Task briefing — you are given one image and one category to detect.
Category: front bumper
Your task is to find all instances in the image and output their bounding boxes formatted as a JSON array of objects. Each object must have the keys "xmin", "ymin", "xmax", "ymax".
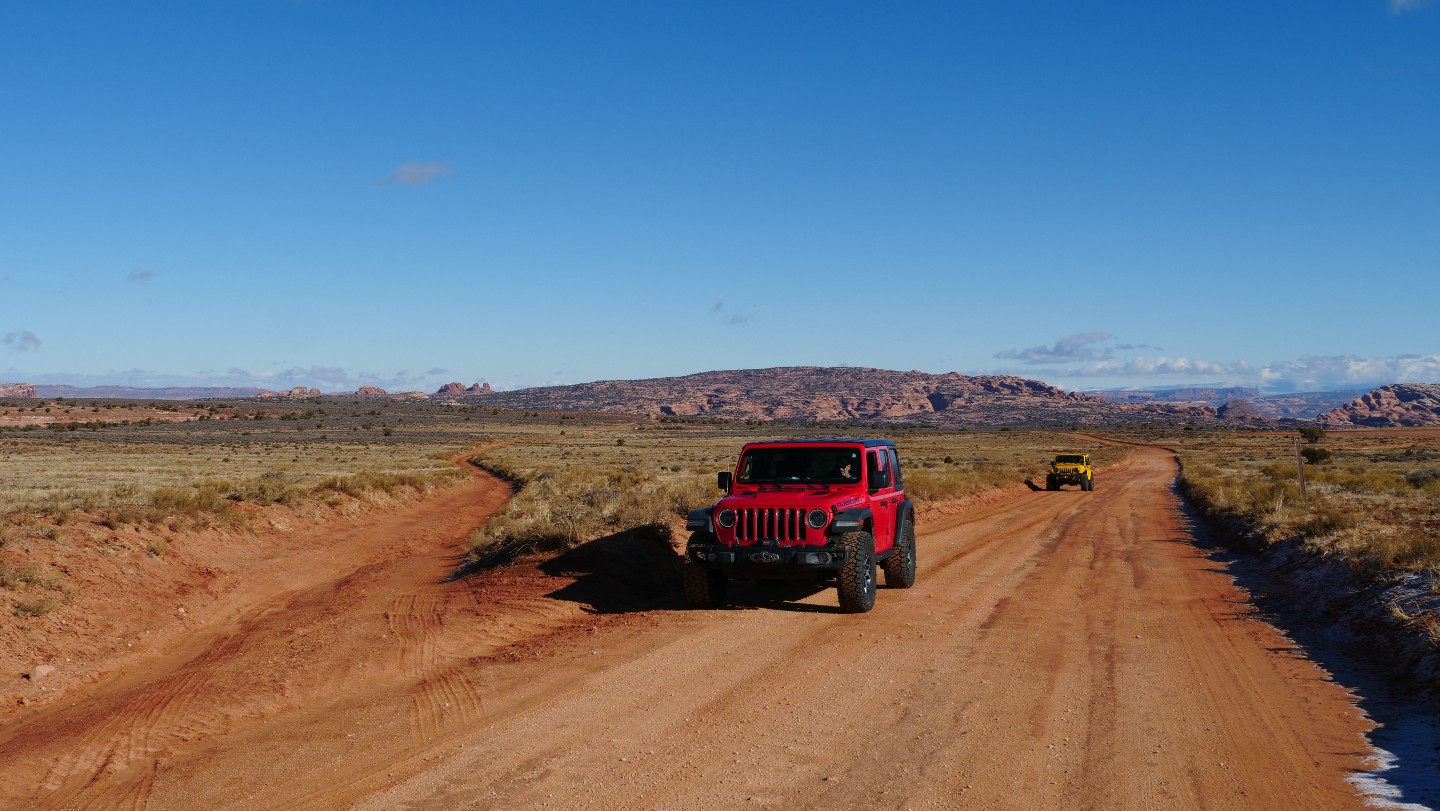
[{"xmin": 687, "ymin": 540, "xmax": 849, "ymax": 576}]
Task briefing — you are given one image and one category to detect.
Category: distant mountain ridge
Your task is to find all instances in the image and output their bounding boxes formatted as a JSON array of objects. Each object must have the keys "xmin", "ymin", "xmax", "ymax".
[
  {"xmin": 34, "ymin": 384, "xmax": 266, "ymax": 400},
  {"xmin": 477, "ymin": 366, "xmax": 1217, "ymax": 427}
]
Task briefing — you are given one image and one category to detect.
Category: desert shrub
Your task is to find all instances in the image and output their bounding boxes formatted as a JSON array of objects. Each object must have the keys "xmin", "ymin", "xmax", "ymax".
[
  {"xmin": 465, "ymin": 466, "xmax": 717, "ymax": 564},
  {"xmin": 315, "ymin": 469, "xmax": 461, "ymax": 499},
  {"xmin": 149, "ymin": 482, "xmax": 242, "ymax": 525},
  {"xmin": 1297, "ymin": 426, "xmax": 1326, "ymax": 444},
  {"xmin": 14, "ymin": 593, "xmax": 62, "ymax": 617},
  {"xmin": 0, "ymin": 559, "xmax": 58, "ymax": 590},
  {"xmin": 1405, "ymin": 469, "xmax": 1440, "ymax": 490},
  {"xmin": 904, "ymin": 463, "xmax": 1019, "ymax": 502},
  {"xmin": 233, "ymin": 472, "xmax": 304, "ymax": 505},
  {"xmin": 1300, "ymin": 447, "xmax": 1332, "ymax": 465}
]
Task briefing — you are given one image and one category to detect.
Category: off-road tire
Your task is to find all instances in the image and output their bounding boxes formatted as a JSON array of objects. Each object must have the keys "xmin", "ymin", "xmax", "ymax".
[
  {"xmin": 1083, "ymin": 476, "xmax": 1094, "ymax": 492},
  {"xmin": 683, "ymin": 563, "xmax": 728, "ymax": 609},
  {"xmin": 836, "ymin": 531, "xmax": 877, "ymax": 613},
  {"xmin": 881, "ymin": 519, "xmax": 917, "ymax": 589}
]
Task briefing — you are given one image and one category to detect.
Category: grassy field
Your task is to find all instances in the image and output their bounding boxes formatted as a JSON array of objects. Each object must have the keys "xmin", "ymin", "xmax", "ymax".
[
  {"xmin": 13, "ymin": 395, "xmax": 1436, "ymax": 617},
  {"xmin": 461, "ymin": 418, "xmax": 1125, "ymax": 563},
  {"xmin": 0, "ymin": 399, "xmax": 1121, "ymax": 590},
  {"xmin": 1149, "ymin": 426, "xmax": 1440, "ymax": 573}
]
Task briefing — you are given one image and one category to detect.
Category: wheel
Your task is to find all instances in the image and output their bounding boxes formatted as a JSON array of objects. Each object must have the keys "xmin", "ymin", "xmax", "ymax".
[
  {"xmin": 1083, "ymin": 475, "xmax": 1094, "ymax": 492},
  {"xmin": 836, "ymin": 531, "xmax": 877, "ymax": 613},
  {"xmin": 683, "ymin": 563, "xmax": 728, "ymax": 609},
  {"xmin": 881, "ymin": 519, "xmax": 916, "ymax": 589},
  {"xmin": 1088, "ymin": 475, "xmax": 1096, "ymax": 491}
]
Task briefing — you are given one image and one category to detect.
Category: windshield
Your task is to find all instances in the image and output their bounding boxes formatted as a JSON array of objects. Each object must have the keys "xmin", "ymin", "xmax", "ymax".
[
  {"xmin": 737, "ymin": 447, "xmax": 862, "ymax": 485},
  {"xmin": 1055, "ymin": 455, "xmax": 1086, "ymax": 464}
]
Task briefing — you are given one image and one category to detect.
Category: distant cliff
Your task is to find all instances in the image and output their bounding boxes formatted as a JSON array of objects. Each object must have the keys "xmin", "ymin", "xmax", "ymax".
[
  {"xmin": 0, "ymin": 383, "xmax": 38, "ymax": 399},
  {"xmin": 1316, "ymin": 384, "xmax": 1440, "ymax": 428},
  {"xmin": 35, "ymin": 384, "xmax": 264, "ymax": 400}
]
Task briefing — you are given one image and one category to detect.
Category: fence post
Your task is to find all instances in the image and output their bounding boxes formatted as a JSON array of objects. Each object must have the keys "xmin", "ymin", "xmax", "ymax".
[{"xmin": 1293, "ymin": 436, "xmax": 1307, "ymax": 500}]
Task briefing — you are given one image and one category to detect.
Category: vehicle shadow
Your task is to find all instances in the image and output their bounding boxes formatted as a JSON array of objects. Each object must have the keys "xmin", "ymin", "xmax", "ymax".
[
  {"xmin": 539, "ymin": 527, "xmax": 686, "ymax": 614},
  {"xmin": 1169, "ymin": 488, "xmax": 1440, "ymax": 808},
  {"xmin": 721, "ymin": 579, "xmax": 847, "ymax": 614}
]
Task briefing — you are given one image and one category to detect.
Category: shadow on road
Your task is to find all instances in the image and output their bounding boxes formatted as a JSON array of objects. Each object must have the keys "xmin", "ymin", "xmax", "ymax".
[
  {"xmin": 539, "ymin": 527, "xmax": 686, "ymax": 613},
  {"xmin": 1171, "ymin": 487, "xmax": 1440, "ymax": 810}
]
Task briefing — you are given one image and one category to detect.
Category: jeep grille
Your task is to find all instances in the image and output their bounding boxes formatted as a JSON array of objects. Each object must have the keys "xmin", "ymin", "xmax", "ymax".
[{"xmin": 735, "ymin": 508, "xmax": 806, "ymax": 542}]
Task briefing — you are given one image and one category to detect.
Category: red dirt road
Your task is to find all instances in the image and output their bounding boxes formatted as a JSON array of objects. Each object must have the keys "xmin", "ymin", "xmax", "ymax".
[{"xmin": 0, "ymin": 448, "xmax": 1375, "ymax": 809}]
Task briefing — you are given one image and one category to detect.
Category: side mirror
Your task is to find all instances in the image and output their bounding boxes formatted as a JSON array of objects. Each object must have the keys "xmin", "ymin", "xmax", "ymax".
[
  {"xmin": 869, "ymin": 469, "xmax": 890, "ymax": 491},
  {"xmin": 717, "ymin": 472, "xmax": 732, "ymax": 493}
]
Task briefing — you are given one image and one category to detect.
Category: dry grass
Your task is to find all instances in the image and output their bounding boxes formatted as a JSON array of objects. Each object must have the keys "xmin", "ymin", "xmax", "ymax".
[
  {"xmin": 1162, "ymin": 427, "xmax": 1440, "ymax": 572},
  {"xmin": 461, "ymin": 420, "xmax": 1124, "ymax": 565}
]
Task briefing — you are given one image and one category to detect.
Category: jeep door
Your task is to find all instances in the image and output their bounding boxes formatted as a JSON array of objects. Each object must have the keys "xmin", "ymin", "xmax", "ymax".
[{"xmin": 865, "ymin": 448, "xmax": 897, "ymax": 553}]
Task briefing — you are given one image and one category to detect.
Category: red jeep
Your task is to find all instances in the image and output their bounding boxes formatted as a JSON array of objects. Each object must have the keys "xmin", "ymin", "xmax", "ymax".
[{"xmin": 683, "ymin": 438, "xmax": 916, "ymax": 613}]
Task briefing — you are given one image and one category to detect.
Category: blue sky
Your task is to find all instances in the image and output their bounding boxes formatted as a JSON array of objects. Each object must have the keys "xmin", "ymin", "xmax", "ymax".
[{"xmin": 2, "ymin": 1, "xmax": 1437, "ymax": 394}]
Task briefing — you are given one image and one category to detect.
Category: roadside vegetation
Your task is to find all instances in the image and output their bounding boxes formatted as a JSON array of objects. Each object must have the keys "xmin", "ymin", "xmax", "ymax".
[
  {"xmin": 40, "ymin": 391, "xmax": 1436, "ymax": 620},
  {"xmin": 461, "ymin": 419, "xmax": 1124, "ymax": 565},
  {"xmin": 1150, "ymin": 427, "xmax": 1440, "ymax": 573},
  {"xmin": 0, "ymin": 397, "xmax": 547, "ymax": 615}
]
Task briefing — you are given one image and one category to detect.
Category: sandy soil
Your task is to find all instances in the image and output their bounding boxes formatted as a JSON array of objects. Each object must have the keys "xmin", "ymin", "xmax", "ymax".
[{"xmin": 0, "ymin": 447, "xmax": 1378, "ymax": 809}]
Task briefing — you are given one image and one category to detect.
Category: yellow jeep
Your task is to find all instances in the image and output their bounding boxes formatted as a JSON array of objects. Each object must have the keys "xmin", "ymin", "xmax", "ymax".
[{"xmin": 1047, "ymin": 453, "xmax": 1095, "ymax": 492}]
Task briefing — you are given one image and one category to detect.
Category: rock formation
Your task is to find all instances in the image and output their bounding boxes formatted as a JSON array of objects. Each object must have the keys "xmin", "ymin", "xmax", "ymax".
[
  {"xmin": 436, "ymin": 382, "xmax": 467, "ymax": 395},
  {"xmin": 0, "ymin": 383, "xmax": 38, "ymax": 399},
  {"xmin": 356, "ymin": 386, "xmax": 388, "ymax": 396},
  {"xmin": 1316, "ymin": 383, "xmax": 1440, "ymax": 428},
  {"xmin": 1216, "ymin": 399, "xmax": 1268, "ymax": 424},
  {"xmin": 254, "ymin": 386, "xmax": 322, "ymax": 399},
  {"xmin": 478, "ymin": 366, "xmax": 1217, "ymax": 428},
  {"xmin": 467, "ymin": 382, "xmax": 493, "ymax": 394}
]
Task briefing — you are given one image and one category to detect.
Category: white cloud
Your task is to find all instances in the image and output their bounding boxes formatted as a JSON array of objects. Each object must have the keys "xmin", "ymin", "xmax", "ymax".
[
  {"xmin": 377, "ymin": 161, "xmax": 453, "ymax": 186},
  {"xmin": 1389, "ymin": 0, "xmax": 1432, "ymax": 14},
  {"xmin": 1008, "ymin": 350, "xmax": 1440, "ymax": 393},
  {"xmin": 1257, "ymin": 354, "xmax": 1440, "ymax": 391},
  {"xmin": 996, "ymin": 332, "xmax": 1115, "ymax": 364},
  {"xmin": 1063, "ymin": 356, "xmax": 1238, "ymax": 378},
  {"xmin": 2, "ymin": 330, "xmax": 41, "ymax": 351}
]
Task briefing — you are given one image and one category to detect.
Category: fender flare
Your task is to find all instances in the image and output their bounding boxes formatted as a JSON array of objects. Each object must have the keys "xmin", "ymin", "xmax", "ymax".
[
  {"xmin": 829, "ymin": 507, "xmax": 873, "ymax": 536},
  {"xmin": 686, "ymin": 507, "xmax": 714, "ymax": 533}
]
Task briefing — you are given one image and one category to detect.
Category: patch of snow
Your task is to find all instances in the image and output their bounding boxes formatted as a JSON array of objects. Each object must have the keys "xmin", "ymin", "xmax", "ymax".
[
  {"xmin": 1349, "ymin": 747, "xmax": 1435, "ymax": 810},
  {"xmin": 1175, "ymin": 481, "xmax": 1440, "ymax": 809}
]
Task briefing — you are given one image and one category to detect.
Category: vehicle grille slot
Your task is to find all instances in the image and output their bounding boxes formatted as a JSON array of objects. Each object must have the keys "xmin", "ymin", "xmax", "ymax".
[{"xmin": 736, "ymin": 508, "xmax": 803, "ymax": 541}]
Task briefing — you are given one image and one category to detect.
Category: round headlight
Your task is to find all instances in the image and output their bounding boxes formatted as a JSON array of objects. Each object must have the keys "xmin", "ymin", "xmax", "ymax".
[
  {"xmin": 716, "ymin": 509, "xmax": 736, "ymax": 528},
  {"xmin": 806, "ymin": 509, "xmax": 828, "ymax": 529}
]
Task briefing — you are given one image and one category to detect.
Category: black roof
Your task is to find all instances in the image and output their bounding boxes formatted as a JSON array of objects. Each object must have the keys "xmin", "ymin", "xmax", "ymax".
[{"xmin": 743, "ymin": 438, "xmax": 895, "ymax": 448}]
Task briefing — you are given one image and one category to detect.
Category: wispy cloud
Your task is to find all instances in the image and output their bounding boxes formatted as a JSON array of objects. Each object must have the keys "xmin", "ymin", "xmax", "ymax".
[
  {"xmin": 1063, "ymin": 356, "xmax": 1241, "ymax": 378},
  {"xmin": 1388, "ymin": 0, "xmax": 1432, "ymax": 14},
  {"xmin": 996, "ymin": 332, "xmax": 1114, "ymax": 364},
  {"xmin": 127, "ymin": 270, "xmax": 154, "ymax": 283},
  {"xmin": 2, "ymin": 330, "xmax": 41, "ymax": 352},
  {"xmin": 711, "ymin": 300, "xmax": 752, "ymax": 326},
  {"xmin": 376, "ymin": 161, "xmax": 453, "ymax": 186},
  {"xmin": 1257, "ymin": 354, "xmax": 1440, "ymax": 391},
  {"xmin": 1007, "ymin": 348, "xmax": 1440, "ymax": 393}
]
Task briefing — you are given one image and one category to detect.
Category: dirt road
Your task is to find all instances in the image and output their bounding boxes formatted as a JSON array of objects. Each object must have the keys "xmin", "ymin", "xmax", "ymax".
[{"xmin": 0, "ymin": 447, "xmax": 1377, "ymax": 809}]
